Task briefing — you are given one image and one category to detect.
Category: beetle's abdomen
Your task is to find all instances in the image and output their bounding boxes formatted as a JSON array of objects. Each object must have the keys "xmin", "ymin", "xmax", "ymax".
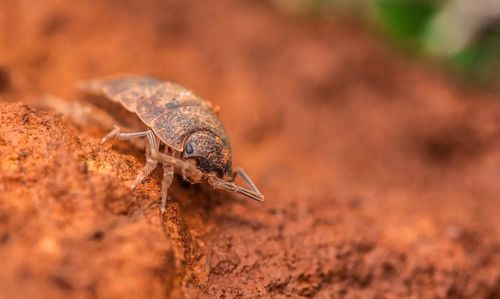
[{"xmin": 81, "ymin": 76, "xmax": 229, "ymax": 151}]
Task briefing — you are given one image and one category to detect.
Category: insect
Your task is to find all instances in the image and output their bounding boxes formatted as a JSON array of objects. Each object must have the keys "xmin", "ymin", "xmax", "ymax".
[{"xmin": 80, "ymin": 76, "xmax": 264, "ymax": 212}]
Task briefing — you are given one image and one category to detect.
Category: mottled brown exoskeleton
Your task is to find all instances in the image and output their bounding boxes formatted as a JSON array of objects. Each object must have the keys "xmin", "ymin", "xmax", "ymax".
[{"xmin": 80, "ymin": 76, "xmax": 264, "ymax": 212}]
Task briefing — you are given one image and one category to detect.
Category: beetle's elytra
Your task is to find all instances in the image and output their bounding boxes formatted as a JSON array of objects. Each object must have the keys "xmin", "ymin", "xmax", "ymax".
[{"xmin": 81, "ymin": 76, "xmax": 264, "ymax": 212}]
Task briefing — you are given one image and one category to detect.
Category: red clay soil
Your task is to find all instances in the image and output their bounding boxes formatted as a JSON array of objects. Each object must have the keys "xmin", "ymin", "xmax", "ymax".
[{"xmin": 1, "ymin": 1, "xmax": 499, "ymax": 298}]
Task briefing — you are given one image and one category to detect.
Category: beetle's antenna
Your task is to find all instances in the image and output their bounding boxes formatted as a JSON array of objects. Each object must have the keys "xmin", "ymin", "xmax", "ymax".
[
  {"xmin": 234, "ymin": 167, "xmax": 262, "ymax": 196},
  {"xmin": 208, "ymin": 175, "xmax": 264, "ymax": 203},
  {"xmin": 152, "ymin": 151, "xmax": 264, "ymax": 202}
]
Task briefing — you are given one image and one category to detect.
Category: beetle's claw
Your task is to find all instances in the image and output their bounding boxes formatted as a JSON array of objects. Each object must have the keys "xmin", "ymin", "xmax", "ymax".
[{"xmin": 101, "ymin": 125, "xmax": 120, "ymax": 144}]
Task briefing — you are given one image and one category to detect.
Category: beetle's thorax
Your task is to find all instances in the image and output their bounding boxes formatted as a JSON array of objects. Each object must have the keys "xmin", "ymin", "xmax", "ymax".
[{"xmin": 81, "ymin": 76, "xmax": 230, "ymax": 152}]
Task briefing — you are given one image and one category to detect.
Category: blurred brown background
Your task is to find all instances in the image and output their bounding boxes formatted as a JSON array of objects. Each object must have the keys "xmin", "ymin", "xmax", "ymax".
[{"xmin": 0, "ymin": 1, "xmax": 499, "ymax": 298}]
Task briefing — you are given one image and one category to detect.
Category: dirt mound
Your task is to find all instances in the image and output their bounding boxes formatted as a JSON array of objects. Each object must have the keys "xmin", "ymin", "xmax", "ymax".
[{"xmin": 0, "ymin": 1, "xmax": 499, "ymax": 298}]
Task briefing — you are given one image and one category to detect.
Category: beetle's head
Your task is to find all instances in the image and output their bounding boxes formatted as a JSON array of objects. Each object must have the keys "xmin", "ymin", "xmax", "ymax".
[{"xmin": 183, "ymin": 131, "xmax": 232, "ymax": 178}]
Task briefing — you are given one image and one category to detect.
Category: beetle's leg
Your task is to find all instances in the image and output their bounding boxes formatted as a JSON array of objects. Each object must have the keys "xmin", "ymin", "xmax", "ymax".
[
  {"xmin": 101, "ymin": 126, "xmax": 159, "ymax": 188},
  {"xmin": 101, "ymin": 125, "xmax": 150, "ymax": 143},
  {"xmin": 207, "ymin": 175, "xmax": 265, "ymax": 202},
  {"xmin": 232, "ymin": 167, "xmax": 262, "ymax": 195},
  {"xmin": 101, "ymin": 127, "xmax": 160, "ymax": 189},
  {"xmin": 160, "ymin": 148, "xmax": 174, "ymax": 214},
  {"xmin": 131, "ymin": 130, "xmax": 159, "ymax": 189}
]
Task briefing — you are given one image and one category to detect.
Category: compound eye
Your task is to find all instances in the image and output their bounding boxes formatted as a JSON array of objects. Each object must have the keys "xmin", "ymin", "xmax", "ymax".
[{"xmin": 185, "ymin": 142, "xmax": 194, "ymax": 155}]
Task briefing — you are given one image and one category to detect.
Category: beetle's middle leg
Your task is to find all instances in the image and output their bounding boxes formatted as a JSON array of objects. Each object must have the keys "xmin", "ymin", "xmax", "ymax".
[
  {"xmin": 101, "ymin": 125, "xmax": 150, "ymax": 143},
  {"xmin": 101, "ymin": 126, "xmax": 159, "ymax": 189},
  {"xmin": 131, "ymin": 130, "xmax": 159, "ymax": 189}
]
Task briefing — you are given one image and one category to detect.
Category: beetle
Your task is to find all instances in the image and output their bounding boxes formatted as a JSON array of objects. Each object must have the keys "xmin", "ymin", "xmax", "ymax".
[{"xmin": 80, "ymin": 76, "xmax": 264, "ymax": 212}]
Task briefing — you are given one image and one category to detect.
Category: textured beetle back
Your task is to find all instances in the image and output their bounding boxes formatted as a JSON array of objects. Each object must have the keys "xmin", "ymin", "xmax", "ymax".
[
  {"xmin": 80, "ymin": 76, "xmax": 230, "ymax": 151},
  {"xmin": 80, "ymin": 77, "xmax": 162, "ymax": 113}
]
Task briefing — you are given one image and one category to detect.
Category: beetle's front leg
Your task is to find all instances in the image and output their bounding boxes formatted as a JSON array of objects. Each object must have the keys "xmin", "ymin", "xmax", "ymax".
[{"xmin": 160, "ymin": 147, "xmax": 174, "ymax": 214}]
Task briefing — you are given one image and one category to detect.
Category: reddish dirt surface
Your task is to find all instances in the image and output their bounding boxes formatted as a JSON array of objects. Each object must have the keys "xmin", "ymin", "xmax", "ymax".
[{"xmin": 1, "ymin": 1, "xmax": 499, "ymax": 298}]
